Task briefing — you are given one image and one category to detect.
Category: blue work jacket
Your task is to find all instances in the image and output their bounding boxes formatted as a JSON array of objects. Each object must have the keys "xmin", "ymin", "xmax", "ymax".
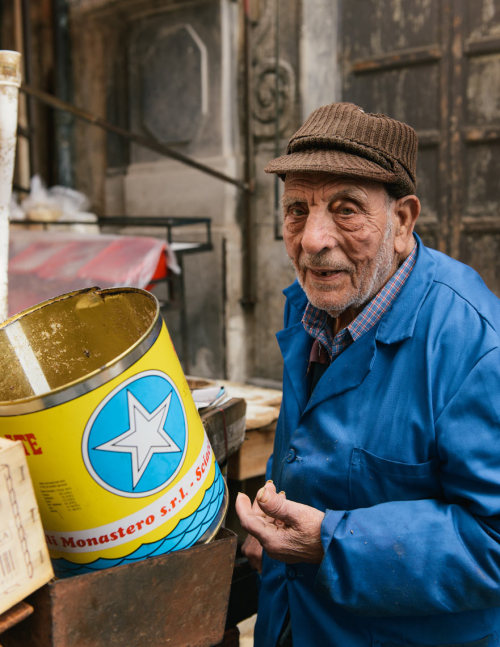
[{"xmin": 255, "ymin": 237, "xmax": 500, "ymax": 647}]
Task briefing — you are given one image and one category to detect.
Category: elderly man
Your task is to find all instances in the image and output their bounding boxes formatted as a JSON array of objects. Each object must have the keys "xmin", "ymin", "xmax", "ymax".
[{"xmin": 236, "ymin": 103, "xmax": 500, "ymax": 646}]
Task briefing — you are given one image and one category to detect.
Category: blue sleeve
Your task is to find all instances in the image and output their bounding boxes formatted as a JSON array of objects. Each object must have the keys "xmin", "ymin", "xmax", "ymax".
[{"xmin": 316, "ymin": 348, "xmax": 500, "ymax": 616}]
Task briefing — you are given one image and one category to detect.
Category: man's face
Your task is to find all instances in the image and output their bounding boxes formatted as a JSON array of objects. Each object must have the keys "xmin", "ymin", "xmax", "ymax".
[{"xmin": 282, "ymin": 172, "xmax": 400, "ymax": 322}]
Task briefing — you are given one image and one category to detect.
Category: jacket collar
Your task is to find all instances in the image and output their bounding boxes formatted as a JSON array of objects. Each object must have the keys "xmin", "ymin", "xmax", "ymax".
[
  {"xmin": 276, "ymin": 235, "xmax": 437, "ymax": 409},
  {"xmin": 375, "ymin": 235, "xmax": 436, "ymax": 344},
  {"xmin": 276, "ymin": 321, "xmax": 311, "ymax": 411}
]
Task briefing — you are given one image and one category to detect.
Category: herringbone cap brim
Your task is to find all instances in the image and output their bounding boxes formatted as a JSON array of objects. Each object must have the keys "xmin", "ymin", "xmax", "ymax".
[{"xmin": 265, "ymin": 102, "xmax": 418, "ymax": 196}]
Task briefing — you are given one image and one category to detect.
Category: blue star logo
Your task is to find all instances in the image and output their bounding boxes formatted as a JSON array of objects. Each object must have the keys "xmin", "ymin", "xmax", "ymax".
[{"xmin": 82, "ymin": 371, "xmax": 187, "ymax": 497}]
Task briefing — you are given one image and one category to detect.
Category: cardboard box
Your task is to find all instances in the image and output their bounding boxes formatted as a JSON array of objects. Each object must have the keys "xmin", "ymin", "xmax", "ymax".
[{"xmin": 0, "ymin": 438, "xmax": 53, "ymax": 616}]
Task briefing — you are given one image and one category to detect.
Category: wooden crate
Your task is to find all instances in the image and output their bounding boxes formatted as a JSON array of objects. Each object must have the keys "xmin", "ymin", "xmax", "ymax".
[
  {"xmin": 201, "ymin": 397, "xmax": 247, "ymax": 465},
  {"xmin": 227, "ymin": 421, "xmax": 276, "ymax": 480},
  {"xmin": 0, "ymin": 438, "xmax": 53, "ymax": 616},
  {"xmin": 222, "ymin": 382, "xmax": 281, "ymax": 480}
]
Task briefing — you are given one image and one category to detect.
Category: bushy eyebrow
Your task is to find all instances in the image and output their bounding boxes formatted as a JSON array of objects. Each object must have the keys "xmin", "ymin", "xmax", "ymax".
[
  {"xmin": 282, "ymin": 188, "xmax": 368, "ymax": 211},
  {"xmin": 281, "ymin": 195, "xmax": 307, "ymax": 210},
  {"xmin": 328, "ymin": 189, "xmax": 367, "ymax": 205}
]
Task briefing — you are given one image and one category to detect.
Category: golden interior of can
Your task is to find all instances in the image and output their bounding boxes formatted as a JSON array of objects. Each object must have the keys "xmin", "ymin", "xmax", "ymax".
[{"xmin": 0, "ymin": 288, "xmax": 158, "ymax": 404}]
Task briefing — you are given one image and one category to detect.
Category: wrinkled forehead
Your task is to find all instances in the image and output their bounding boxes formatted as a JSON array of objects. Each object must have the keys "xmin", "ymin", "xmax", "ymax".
[{"xmin": 283, "ymin": 171, "xmax": 388, "ymax": 202}]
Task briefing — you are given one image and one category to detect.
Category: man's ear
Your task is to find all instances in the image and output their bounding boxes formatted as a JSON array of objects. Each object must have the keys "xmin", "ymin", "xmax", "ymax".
[{"xmin": 393, "ymin": 195, "xmax": 420, "ymax": 255}]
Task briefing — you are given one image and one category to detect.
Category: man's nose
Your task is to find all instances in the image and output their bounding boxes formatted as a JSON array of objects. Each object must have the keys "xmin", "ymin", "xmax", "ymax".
[{"xmin": 301, "ymin": 209, "xmax": 337, "ymax": 255}]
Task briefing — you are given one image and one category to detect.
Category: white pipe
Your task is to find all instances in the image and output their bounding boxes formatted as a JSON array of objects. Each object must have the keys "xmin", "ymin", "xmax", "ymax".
[{"xmin": 0, "ymin": 51, "xmax": 21, "ymax": 322}]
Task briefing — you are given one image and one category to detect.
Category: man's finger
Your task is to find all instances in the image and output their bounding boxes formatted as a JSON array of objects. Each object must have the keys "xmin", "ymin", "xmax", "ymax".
[
  {"xmin": 236, "ymin": 492, "xmax": 276, "ymax": 541},
  {"xmin": 275, "ymin": 491, "xmax": 286, "ymax": 527},
  {"xmin": 251, "ymin": 488, "xmax": 274, "ymax": 518},
  {"xmin": 235, "ymin": 491, "xmax": 272, "ymax": 530},
  {"xmin": 256, "ymin": 483, "xmax": 294, "ymax": 525},
  {"xmin": 235, "ymin": 491, "xmax": 253, "ymax": 519}
]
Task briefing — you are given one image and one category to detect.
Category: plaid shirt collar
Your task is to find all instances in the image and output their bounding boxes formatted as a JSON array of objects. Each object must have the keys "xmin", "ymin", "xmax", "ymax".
[{"xmin": 303, "ymin": 243, "xmax": 418, "ymax": 363}]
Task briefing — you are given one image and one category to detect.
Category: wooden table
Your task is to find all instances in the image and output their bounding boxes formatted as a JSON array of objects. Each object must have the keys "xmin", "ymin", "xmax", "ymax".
[{"xmin": 220, "ymin": 382, "xmax": 281, "ymax": 480}]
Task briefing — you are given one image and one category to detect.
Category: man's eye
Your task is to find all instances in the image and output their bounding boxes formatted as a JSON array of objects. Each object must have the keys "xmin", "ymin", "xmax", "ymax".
[
  {"xmin": 286, "ymin": 206, "xmax": 307, "ymax": 217},
  {"xmin": 336, "ymin": 205, "xmax": 356, "ymax": 216}
]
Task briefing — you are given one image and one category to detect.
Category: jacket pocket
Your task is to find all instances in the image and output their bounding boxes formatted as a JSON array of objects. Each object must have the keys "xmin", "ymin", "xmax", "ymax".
[{"xmin": 349, "ymin": 447, "xmax": 440, "ymax": 509}]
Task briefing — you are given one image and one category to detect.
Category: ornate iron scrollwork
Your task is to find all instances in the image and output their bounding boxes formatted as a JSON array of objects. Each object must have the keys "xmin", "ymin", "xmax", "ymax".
[{"xmin": 251, "ymin": 0, "xmax": 296, "ymax": 140}]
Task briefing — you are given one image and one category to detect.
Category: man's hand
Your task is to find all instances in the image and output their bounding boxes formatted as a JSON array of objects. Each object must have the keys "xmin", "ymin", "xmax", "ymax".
[
  {"xmin": 241, "ymin": 533, "xmax": 265, "ymax": 572},
  {"xmin": 236, "ymin": 480, "xmax": 325, "ymax": 565},
  {"xmin": 239, "ymin": 490, "xmax": 275, "ymax": 572}
]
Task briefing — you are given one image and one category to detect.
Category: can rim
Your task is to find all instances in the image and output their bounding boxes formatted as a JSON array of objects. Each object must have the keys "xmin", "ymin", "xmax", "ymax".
[
  {"xmin": 0, "ymin": 287, "xmax": 161, "ymax": 415},
  {"xmin": 198, "ymin": 478, "xmax": 229, "ymax": 545}
]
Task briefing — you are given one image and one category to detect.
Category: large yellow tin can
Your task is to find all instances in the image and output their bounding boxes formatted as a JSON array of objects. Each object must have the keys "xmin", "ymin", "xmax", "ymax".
[{"xmin": 0, "ymin": 288, "xmax": 227, "ymax": 577}]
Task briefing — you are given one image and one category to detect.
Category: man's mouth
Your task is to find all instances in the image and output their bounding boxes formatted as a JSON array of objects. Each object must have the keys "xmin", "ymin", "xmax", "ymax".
[{"xmin": 309, "ymin": 268, "xmax": 346, "ymax": 277}]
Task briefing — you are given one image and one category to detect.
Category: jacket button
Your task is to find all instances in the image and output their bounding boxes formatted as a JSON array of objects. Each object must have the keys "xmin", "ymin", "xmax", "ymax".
[
  {"xmin": 286, "ymin": 566, "xmax": 297, "ymax": 580},
  {"xmin": 286, "ymin": 448, "xmax": 296, "ymax": 463}
]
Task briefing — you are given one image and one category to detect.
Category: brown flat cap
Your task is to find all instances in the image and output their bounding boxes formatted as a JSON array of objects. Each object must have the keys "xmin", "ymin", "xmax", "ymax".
[{"xmin": 265, "ymin": 102, "xmax": 418, "ymax": 196}]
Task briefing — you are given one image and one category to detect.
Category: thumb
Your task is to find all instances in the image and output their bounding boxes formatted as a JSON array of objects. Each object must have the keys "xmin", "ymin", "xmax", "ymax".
[{"xmin": 256, "ymin": 484, "xmax": 292, "ymax": 525}]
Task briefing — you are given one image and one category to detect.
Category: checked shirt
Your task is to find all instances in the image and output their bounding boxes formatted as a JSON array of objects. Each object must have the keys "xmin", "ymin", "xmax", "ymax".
[{"xmin": 303, "ymin": 243, "xmax": 418, "ymax": 366}]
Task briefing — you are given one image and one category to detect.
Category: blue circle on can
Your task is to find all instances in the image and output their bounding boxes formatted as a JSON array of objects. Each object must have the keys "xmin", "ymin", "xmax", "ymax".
[{"xmin": 83, "ymin": 371, "xmax": 187, "ymax": 497}]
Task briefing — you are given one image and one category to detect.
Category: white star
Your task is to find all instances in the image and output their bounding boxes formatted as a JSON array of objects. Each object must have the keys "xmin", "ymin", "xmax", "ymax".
[{"xmin": 94, "ymin": 390, "xmax": 181, "ymax": 488}]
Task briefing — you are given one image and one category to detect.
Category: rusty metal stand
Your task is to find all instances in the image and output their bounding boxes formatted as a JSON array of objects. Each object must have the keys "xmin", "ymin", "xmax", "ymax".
[
  {"xmin": 0, "ymin": 601, "xmax": 34, "ymax": 636},
  {"xmin": 1, "ymin": 529, "xmax": 237, "ymax": 647}
]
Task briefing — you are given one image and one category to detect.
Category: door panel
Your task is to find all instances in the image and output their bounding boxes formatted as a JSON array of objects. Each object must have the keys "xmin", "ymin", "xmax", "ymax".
[
  {"xmin": 459, "ymin": 0, "xmax": 500, "ymax": 288},
  {"xmin": 341, "ymin": 0, "xmax": 500, "ymax": 294}
]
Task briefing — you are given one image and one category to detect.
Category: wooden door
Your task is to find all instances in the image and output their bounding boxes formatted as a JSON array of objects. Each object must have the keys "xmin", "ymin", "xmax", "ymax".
[{"xmin": 341, "ymin": 0, "xmax": 500, "ymax": 294}]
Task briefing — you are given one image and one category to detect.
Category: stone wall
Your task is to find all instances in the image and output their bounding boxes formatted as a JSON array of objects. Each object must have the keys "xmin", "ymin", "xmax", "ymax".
[
  {"xmin": 248, "ymin": 0, "xmax": 341, "ymax": 383},
  {"xmin": 67, "ymin": 0, "xmax": 341, "ymax": 383},
  {"xmin": 69, "ymin": 0, "xmax": 241, "ymax": 379}
]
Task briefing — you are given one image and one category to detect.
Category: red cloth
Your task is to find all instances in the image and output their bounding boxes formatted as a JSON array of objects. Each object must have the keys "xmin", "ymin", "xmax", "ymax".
[{"xmin": 8, "ymin": 229, "xmax": 169, "ymax": 316}]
